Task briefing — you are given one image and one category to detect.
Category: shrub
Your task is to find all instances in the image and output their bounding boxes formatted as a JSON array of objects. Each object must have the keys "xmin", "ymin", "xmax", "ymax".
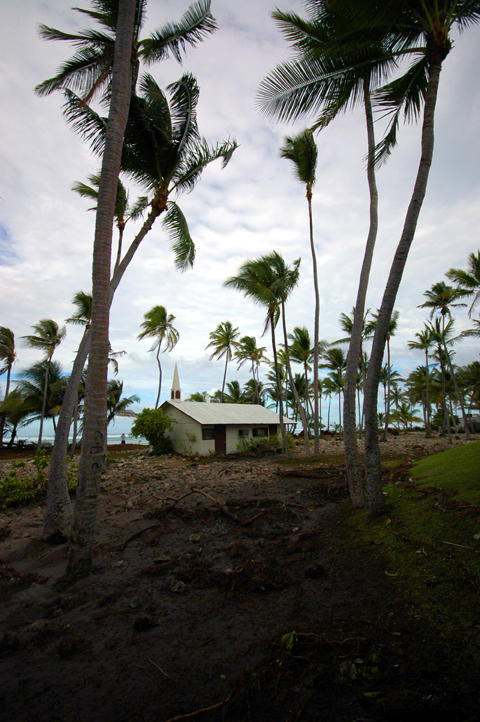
[{"xmin": 131, "ymin": 408, "xmax": 175, "ymax": 455}]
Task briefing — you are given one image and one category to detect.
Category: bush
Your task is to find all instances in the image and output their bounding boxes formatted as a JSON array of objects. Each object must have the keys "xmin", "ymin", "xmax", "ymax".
[
  {"xmin": 131, "ymin": 408, "xmax": 175, "ymax": 455},
  {"xmin": 0, "ymin": 449, "xmax": 78, "ymax": 508}
]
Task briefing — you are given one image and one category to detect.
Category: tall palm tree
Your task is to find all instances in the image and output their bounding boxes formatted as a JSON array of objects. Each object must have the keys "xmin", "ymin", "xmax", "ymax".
[
  {"xmin": 16, "ymin": 360, "xmax": 67, "ymax": 434},
  {"xmin": 258, "ymin": 0, "xmax": 396, "ymax": 504},
  {"xmin": 206, "ymin": 321, "xmax": 239, "ymax": 402},
  {"xmin": 138, "ymin": 306, "xmax": 179, "ymax": 408},
  {"xmin": 446, "ymin": 250, "xmax": 480, "ymax": 317},
  {"xmin": 22, "ymin": 319, "xmax": 66, "ymax": 446},
  {"xmin": 67, "ymin": 0, "xmax": 137, "ymax": 580},
  {"xmin": 235, "ymin": 335, "xmax": 267, "ymax": 404},
  {"xmin": 280, "ymin": 130, "xmax": 321, "ymax": 453},
  {"xmin": 419, "ymin": 282, "xmax": 470, "ymax": 437},
  {"xmin": 426, "ymin": 317, "xmax": 452, "ymax": 439},
  {"xmin": 321, "ymin": 347, "xmax": 347, "ymax": 430},
  {"xmin": 225, "ymin": 252, "xmax": 304, "ymax": 454},
  {"xmin": 370, "ymin": 309, "xmax": 399, "ymax": 441},
  {"xmin": 408, "ymin": 325, "xmax": 434, "ymax": 437},
  {"xmin": 35, "ymin": 0, "xmax": 217, "ymax": 104},
  {"xmin": 45, "ymin": 74, "xmax": 236, "ymax": 543},
  {"xmin": 288, "ymin": 326, "xmax": 313, "ymax": 417},
  {"xmin": 0, "ymin": 327, "xmax": 16, "ymax": 446},
  {"xmin": 359, "ymin": 0, "xmax": 480, "ymax": 516}
]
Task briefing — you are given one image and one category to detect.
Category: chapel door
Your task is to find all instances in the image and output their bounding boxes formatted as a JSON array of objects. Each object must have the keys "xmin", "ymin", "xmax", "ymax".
[{"xmin": 214, "ymin": 425, "xmax": 226, "ymax": 455}]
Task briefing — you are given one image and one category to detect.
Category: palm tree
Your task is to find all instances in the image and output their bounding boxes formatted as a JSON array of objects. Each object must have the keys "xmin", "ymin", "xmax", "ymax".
[
  {"xmin": 138, "ymin": 306, "xmax": 179, "ymax": 408},
  {"xmin": 22, "ymin": 319, "xmax": 66, "ymax": 445},
  {"xmin": 67, "ymin": 0, "xmax": 137, "ymax": 579},
  {"xmin": 106, "ymin": 379, "xmax": 139, "ymax": 425},
  {"xmin": 446, "ymin": 250, "xmax": 480, "ymax": 317},
  {"xmin": 408, "ymin": 326, "xmax": 434, "ymax": 437},
  {"xmin": 0, "ymin": 389, "xmax": 32, "ymax": 448},
  {"xmin": 321, "ymin": 347, "xmax": 347, "ymax": 430},
  {"xmin": 280, "ymin": 130, "xmax": 321, "ymax": 453},
  {"xmin": 288, "ymin": 326, "xmax": 313, "ymax": 417},
  {"xmin": 35, "ymin": 0, "xmax": 217, "ymax": 103},
  {"xmin": 206, "ymin": 321, "xmax": 239, "ymax": 402},
  {"xmin": 0, "ymin": 327, "xmax": 16, "ymax": 446},
  {"xmin": 225, "ymin": 252, "xmax": 303, "ymax": 454},
  {"xmin": 72, "ymin": 174, "xmax": 149, "ymax": 272},
  {"xmin": 16, "ymin": 360, "xmax": 67, "ymax": 434},
  {"xmin": 359, "ymin": 0, "xmax": 480, "ymax": 516},
  {"xmin": 420, "ymin": 282, "xmax": 470, "ymax": 437},
  {"xmin": 235, "ymin": 336, "xmax": 267, "ymax": 404},
  {"xmin": 258, "ymin": 0, "xmax": 395, "ymax": 504},
  {"xmin": 45, "ymin": 74, "xmax": 236, "ymax": 543},
  {"xmin": 369, "ymin": 309, "xmax": 399, "ymax": 441}
]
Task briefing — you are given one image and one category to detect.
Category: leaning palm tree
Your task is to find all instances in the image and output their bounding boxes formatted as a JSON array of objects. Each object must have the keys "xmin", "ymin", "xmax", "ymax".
[
  {"xmin": 44, "ymin": 73, "xmax": 236, "ymax": 544},
  {"xmin": 35, "ymin": 0, "xmax": 217, "ymax": 104},
  {"xmin": 258, "ymin": 0, "xmax": 397, "ymax": 504},
  {"xmin": 67, "ymin": 0, "xmax": 137, "ymax": 579},
  {"xmin": 446, "ymin": 250, "xmax": 480, "ymax": 318},
  {"xmin": 408, "ymin": 325, "xmax": 434, "ymax": 437},
  {"xmin": 22, "ymin": 319, "xmax": 66, "ymax": 446},
  {"xmin": 206, "ymin": 321, "xmax": 239, "ymax": 402},
  {"xmin": 355, "ymin": 0, "xmax": 480, "ymax": 516},
  {"xmin": 280, "ymin": 130, "xmax": 321, "ymax": 453},
  {"xmin": 0, "ymin": 327, "xmax": 16, "ymax": 446},
  {"xmin": 138, "ymin": 306, "xmax": 179, "ymax": 408}
]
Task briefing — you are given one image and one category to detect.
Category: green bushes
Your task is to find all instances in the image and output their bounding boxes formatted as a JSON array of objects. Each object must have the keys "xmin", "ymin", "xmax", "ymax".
[
  {"xmin": 131, "ymin": 408, "xmax": 174, "ymax": 455},
  {"xmin": 0, "ymin": 449, "xmax": 78, "ymax": 508}
]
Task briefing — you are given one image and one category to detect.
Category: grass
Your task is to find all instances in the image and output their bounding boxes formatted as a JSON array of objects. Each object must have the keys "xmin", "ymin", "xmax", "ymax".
[{"xmin": 346, "ymin": 440, "xmax": 480, "ymax": 709}]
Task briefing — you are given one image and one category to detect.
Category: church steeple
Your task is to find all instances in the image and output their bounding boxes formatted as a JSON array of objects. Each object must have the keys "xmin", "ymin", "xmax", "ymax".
[{"xmin": 171, "ymin": 362, "xmax": 181, "ymax": 400}]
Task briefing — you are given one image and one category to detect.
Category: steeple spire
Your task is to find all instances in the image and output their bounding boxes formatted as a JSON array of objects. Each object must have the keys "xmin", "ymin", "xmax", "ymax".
[{"xmin": 171, "ymin": 362, "xmax": 181, "ymax": 400}]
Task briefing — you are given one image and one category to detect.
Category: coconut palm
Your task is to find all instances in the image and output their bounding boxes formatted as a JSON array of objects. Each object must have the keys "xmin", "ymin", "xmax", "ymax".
[
  {"xmin": 258, "ymin": 0, "xmax": 396, "ymax": 503},
  {"xmin": 206, "ymin": 321, "xmax": 239, "ymax": 402},
  {"xmin": 0, "ymin": 327, "xmax": 16, "ymax": 446},
  {"xmin": 280, "ymin": 130, "xmax": 321, "ymax": 453},
  {"xmin": 35, "ymin": 0, "xmax": 217, "ymax": 104},
  {"xmin": 45, "ymin": 73, "xmax": 236, "ymax": 544},
  {"xmin": 420, "ymin": 282, "xmax": 470, "ymax": 437},
  {"xmin": 408, "ymin": 325, "xmax": 434, "ymax": 437},
  {"xmin": 138, "ymin": 306, "xmax": 179, "ymax": 408},
  {"xmin": 106, "ymin": 379, "xmax": 139, "ymax": 425},
  {"xmin": 16, "ymin": 360, "xmax": 67, "ymax": 434},
  {"xmin": 225, "ymin": 252, "xmax": 304, "ymax": 454},
  {"xmin": 67, "ymin": 0, "xmax": 137, "ymax": 579},
  {"xmin": 0, "ymin": 389, "xmax": 32, "ymax": 448},
  {"xmin": 446, "ymin": 250, "xmax": 480, "ymax": 317},
  {"xmin": 235, "ymin": 335, "xmax": 267, "ymax": 405},
  {"xmin": 22, "ymin": 319, "xmax": 66, "ymax": 446},
  {"xmin": 369, "ymin": 309, "xmax": 399, "ymax": 441},
  {"xmin": 357, "ymin": 0, "xmax": 480, "ymax": 515},
  {"xmin": 321, "ymin": 347, "xmax": 347, "ymax": 430}
]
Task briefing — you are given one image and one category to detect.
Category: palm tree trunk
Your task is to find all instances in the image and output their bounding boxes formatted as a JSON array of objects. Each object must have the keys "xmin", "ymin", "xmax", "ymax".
[
  {"xmin": 307, "ymin": 191, "xmax": 320, "ymax": 455},
  {"xmin": 44, "ymin": 195, "xmax": 165, "ymax": 541},
  {"xmin": 67, "ymin": 0, "xmax": 136, "ymax": 579},
  {"xmin": 364, "ymin": 59, "xmax": 442, "ymax": 517},
  {"xmin": 343, "ymin": 77, "xmax": 378, "ymax": 508},
  {"xmin": 38, "ymin": 354, "xmax": 52, "ymax": 446},
  {"xmin": 281, "ymin": 302, "xmax": 310, "ymax": 455},
  {"xmin": 0, "ymin": 364, "xmax": 12, "ymax": 446},
  {"xmin": 270, "ymin": 318, "xmax": 288, "ymax": 455},
  {"xmin": 424, "ymin": 348, "xmax": 431, "ymax": 438},
  {"xmin": 221, "ymin": 354, "xmax": 228, "ymax": 402},
  {"xmin": 155, "ymin": 345, "xmax": 162, "ymax": 408},
  {"xmin": 442, "ymin": 335, "xmax": 470, "ymax": 439},
  {"xmin": 382, "ymin": 341, "xmax": 391, "ymax": 441}
]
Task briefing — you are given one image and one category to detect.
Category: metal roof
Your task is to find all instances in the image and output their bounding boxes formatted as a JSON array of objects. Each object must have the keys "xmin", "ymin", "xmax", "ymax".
[{"xmin": 162, "ymin": 401, "xmax": 289, "ymax": 426}]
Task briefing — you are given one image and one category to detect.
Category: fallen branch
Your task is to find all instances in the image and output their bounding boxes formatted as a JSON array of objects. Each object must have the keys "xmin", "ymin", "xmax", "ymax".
[
  {"xmin": 163, "ymin": 694, "xmax": 232, "ymax": 722},
  {"xmin": 191, "ymin": 486, "xmax": 243, "ymax": 525},
  {"xmin": 442, "ymin": 540, "xmax": 474, "ymax": 550},
  {"xmin": 120, "ymin": 524, "xmax": 161, "ymax": 549}
]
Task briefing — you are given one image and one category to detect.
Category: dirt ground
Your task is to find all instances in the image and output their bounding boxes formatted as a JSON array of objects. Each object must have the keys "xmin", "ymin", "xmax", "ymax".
[{"xmin": 0, "ymin": 432, "xmax": 478, "ymax": 721}]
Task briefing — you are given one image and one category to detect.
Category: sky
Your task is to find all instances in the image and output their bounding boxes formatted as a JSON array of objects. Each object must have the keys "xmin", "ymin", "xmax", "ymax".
[{"xmin": 1, "ymin": 0, "xmax": 479, "ymax": 432}]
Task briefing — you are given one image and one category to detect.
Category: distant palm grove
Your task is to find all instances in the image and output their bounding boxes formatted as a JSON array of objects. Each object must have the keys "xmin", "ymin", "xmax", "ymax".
[{"xmin": 1, "ymin": 0, "xmax": 479, "ymax": 577}]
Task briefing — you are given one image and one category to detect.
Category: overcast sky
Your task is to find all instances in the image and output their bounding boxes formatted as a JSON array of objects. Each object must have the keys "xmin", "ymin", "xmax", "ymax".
[{"xmin": 1, "ymin": 0, "xmax": 479, "ymax": 423}]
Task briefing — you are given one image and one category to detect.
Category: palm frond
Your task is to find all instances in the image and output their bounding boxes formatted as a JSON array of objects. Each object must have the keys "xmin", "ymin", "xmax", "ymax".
[
  {"xmin": 167, "ymin": 73, "xmax": 200, "ymax": 156},
  {"xmin": 35, "ymin": 46, "xmax": 114, "ymax": 98},
  {"xmin": 162, "ymin": 201, "xmax": 195, "ymax": 271},
  {"xmin": 139, "ymin": 0, "xmax": 217, "ymax": 64},
  {"xmin": 62, "ymin": 90, "xmax": 107, "ymax": 155},
  {"xmin": 129, "ymin": 195, "xmax": 150, "ymax": 221},
  {"xmin": 172, "ymin": 138, "xmax": 238, "ymax": 194}
]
